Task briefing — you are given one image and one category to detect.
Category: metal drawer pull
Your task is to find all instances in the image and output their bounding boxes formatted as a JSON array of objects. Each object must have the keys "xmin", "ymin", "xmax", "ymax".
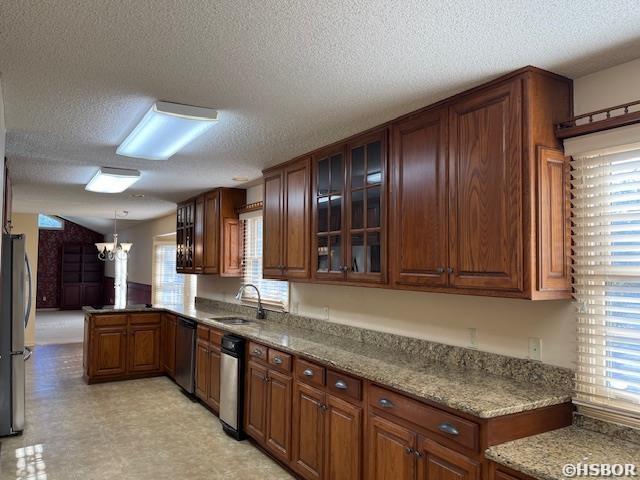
[
  {"xmin": 303, "ymin": 369, "xmax": 314, "ymax": 377},
  {"xmin": 334, "ymin": 380, "xmax": 348, "ymax": 390},
  {"xmin": 438, "ymin": 422, "xmax": 459, "ymax": 436},
  {"xmin": 378, "ymin": 398, "xmax": 394, "ymax": 408},
  {"xmin": 273, "ymin": 356, "xmax": 283, "ymax": 365},
  {"xmin": 253, "ymin": 348, "xmax": 263, "ymax": 356}
]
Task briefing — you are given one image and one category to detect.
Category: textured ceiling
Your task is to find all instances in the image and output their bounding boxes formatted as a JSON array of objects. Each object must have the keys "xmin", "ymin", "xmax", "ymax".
[{"xmin": 2, "ymin": 0, "xmax": 640, "ymax": 226}]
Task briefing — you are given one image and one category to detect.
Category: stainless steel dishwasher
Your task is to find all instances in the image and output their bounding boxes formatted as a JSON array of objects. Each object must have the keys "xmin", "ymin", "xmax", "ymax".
[
  {"xmin": 175, "ymin": 317, "xmax": 196, "ymax": 397},
  {"xmin": 219, "ymin": 334, "xmax": 245, "ymax": 440}
]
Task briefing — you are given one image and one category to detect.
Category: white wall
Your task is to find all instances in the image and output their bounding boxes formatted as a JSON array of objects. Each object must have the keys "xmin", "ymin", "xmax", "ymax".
[
  {"xmin": 104, "ymin": 213, "xmax": 175, "ymax": 285},
  {"xmin": 10, "ymin": 214, "xmax": 39, "ymax": 346}
]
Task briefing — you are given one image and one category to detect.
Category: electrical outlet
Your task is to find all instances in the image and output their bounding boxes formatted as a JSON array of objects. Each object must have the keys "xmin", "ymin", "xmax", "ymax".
[
  {"xmin": 468, "ymin": 328, "xmax": 477, "ymax": 349},
  {"xmin": 42, "ymin": 295, "xmax": 47, "ymax": 302},
  {"xmin": 528, "ymin": 337, "xmax": 541, "ymax": 361},
  {"xmin": 322, "ymin": 306, "xmax": 330, "ymax": 320}
]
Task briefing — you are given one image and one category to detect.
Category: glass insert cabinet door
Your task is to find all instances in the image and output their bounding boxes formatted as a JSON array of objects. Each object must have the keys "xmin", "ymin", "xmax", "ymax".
[
  {"xmin": 346, "ymin": 130, "xmax": 386, "ymax": 282},
  {"xmin": 312, "ymin": 129, "xmax": 386, "ymax": 283},
  {"xmin": 313, "ymin": 147, "xmax": 346, "ymax": 280}
]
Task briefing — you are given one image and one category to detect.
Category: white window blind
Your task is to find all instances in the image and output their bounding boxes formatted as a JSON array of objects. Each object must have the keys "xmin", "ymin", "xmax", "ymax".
[
  {"xmin": 242, "ymin": 215, "xmax": 289, "ymax": 309},
  {"xmin": 573, "ymin": 148, "xmax": 640, "ymax": 419},
  {"xmin": 153, "ymin": 241, "xmax": 196, "ymax": 307}
]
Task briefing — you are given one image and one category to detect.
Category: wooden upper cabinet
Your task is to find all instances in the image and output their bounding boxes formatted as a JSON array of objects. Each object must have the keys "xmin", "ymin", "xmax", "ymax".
[
  {"xmin": 263, "ymin": 169, "xmax": 284, "ymax": 278},
  {"xmin": 178, "ymin": 188, "xmax": 245, "ymax": 276},
  {"xmin": 202, "ymin": 190, "xmax": 220, "ymax": 274},
  {"xmin": 448, "ymin": 79, "xmax": 523, "ymax": 292},
  {"xmin": 345, "ymin": 130, "xmax": 387, "ymax": 284},
  {"xmin": 283, "ymin": 157, "xmax": 311, "ymax": 279},
  {"xmin": 312, "ymin": 144, "xmax": 347, "ymax": 281},
  {"xmin": 392, "ymin": 108, "xmax": 448, "ymax": 288},
  {"xmin": 263, "ymin": 157, "xmax": 311, "ymax": 280}
]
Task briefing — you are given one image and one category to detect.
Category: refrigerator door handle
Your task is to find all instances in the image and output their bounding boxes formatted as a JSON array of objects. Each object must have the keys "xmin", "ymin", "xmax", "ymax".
[
  {"xmin": 23, "ymin": 346, "xmax": 32, "ymax": 361},
  {"xmin": 24, "ymin": 253, "xmax": 32, "ymax": 328}
]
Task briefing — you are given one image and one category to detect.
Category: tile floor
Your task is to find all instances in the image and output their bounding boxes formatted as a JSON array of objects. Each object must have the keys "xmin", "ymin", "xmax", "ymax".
[{"xmin": 0, "ymin": 343, "xmax": 293, "ymax": 480}]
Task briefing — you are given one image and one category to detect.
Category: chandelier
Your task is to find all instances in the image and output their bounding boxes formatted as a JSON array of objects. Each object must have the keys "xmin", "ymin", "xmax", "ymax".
[{"xmin": 95, "ymin": 211, "xmax": 133, "ymax": 261}]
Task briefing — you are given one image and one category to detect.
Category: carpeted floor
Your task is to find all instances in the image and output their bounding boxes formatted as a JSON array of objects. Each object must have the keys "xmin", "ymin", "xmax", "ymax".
[{"xmin": 35, "ymin": 310, "xmax": 85, "ymax": 345}]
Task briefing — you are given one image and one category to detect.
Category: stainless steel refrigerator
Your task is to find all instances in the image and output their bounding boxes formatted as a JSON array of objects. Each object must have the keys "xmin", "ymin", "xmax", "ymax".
[{"xmin": 0, "ymin": 234, "xmax": 33, "ymax": 437}]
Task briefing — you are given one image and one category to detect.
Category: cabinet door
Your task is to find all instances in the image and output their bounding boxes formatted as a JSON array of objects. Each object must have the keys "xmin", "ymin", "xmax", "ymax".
[
  {"xmin": 313, "ymin": 146, "xmax": 347, "ymax": 281},
  {"xmin": 221, "ymin": 218, "xmax": 242, "ymax": 276},
  {"xmin": 193, "ymin": 194, "xmax": 205, "ymax": 272},
  {"xmin": 246, "ymin": 360, "xmax": 268, "ymax": 442},
  {"xmin": 161, "ymin": 314, "xmax": 177, "ymax": 378},
  {"xmin": 346, "ymin": 130, "xmax": 387, "ymax": 284},
  {"xmin": 325, "ymin": 394, "xmax": 362, "ymax": 480},
  {"xmin": 203, "ymin": 190, "xmax": 220, "ymax": 274},
  {"xmin": 195, "ymin": 338, "xmax": 209, "ymax": 400},
  {"xmin": 292, "ymin": 381, "xmax": 325, "ymax": 480},
  {"xmin": 449, "ymin": 80, "xmax": 523, "ymax": 292},
  {"xmin": 92, "ymin": 326, "xmax": 127, "ymax": 376},
  {"xmin": 61, "ymin": 284, "xmax": 82, "ymax": 309},
  {"xmin": 416, "ymin": 437, "xmax": 480, "ymax": 480},
  {"xmin": 263, "ymin": 170, "xmax": 284, "ymax": 278},
  {"xmin": 283, "ymin": 157, "xmax": 311, "ymax": 280},
  {"xmin": 82, "ymin": 283, "xmax": 102, "ymax": 306},
  {"xmin": 128, "ymin": 323, "xmax": 161, "ymax": 374},
  {"xmin": 266, "ymin": 369, "xmax": 293, "ymax": 461},
  {"xmin": 207, "ymin": 346, "xmax": 221, "ymax": 411},
  {"xmin": 391, "ymin": 108, "xmax": 448, "ymax": 288},
  {"xmin": 368, "ymin": 413, "xmax": 416, "ymax": 480}
]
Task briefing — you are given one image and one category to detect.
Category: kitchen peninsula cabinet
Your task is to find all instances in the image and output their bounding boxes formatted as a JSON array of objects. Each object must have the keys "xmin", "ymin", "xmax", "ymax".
[
  {"xmin": 176, "ymin": 187, "xmax": 246, "ymax": 276},
  {"xmin": 262, "ymin": 66, "xmax": 572, "ymax": 299},
  {"xmin": 263, "ymin": 156, "xmax": 312, "ymax": 280},
  {"xmin": 83, "ymin": 312, "xmax": 163, "ymax": 383}
]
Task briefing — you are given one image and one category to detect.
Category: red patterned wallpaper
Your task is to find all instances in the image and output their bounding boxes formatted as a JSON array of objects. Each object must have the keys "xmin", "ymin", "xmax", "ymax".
[{"xmin": 37, "ymin": 220, "xmax": 104, "ymax": 309}]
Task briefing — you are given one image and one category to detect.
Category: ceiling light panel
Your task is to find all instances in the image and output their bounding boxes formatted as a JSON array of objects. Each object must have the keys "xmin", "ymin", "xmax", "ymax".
[
  {"xmin": 116, "ymin": 101, "xmax": 218, "ymax": 161},
  {"xmin": 85, "ymin": 167, "xmax": 141, "ymax": 193}
]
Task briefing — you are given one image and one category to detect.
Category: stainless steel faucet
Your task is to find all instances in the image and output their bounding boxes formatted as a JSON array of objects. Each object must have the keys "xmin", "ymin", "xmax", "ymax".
[{"xmin": 234, "ymin": 284, "xmax": 266, "ymax": 319}]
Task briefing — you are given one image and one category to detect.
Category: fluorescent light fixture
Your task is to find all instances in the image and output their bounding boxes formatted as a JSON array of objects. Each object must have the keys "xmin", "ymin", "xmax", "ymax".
[
  {"xmin": 85, "ymin": 167, "xmax": 141, "ymax": 193},
  {"xmin": 116, "ymin": 101, "xmax": 219, "ymax": 160}
]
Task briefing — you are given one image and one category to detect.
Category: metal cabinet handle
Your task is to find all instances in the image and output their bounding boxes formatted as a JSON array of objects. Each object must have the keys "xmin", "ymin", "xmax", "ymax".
[
  {"xmin": 334, "ymin": 380, "xmax": 348, "ymax": 390},
  {"xmin": 438, "ymin": 422, "xmax": 459, "ymax": 436},
  {"xmin": 436, "ymin": 267, "xmax": 445, "ymax": 274},
  {"xmin": 253, "ymin": 348, "xmax": 263, "ymax": 356},
  {"xmin": 405, "ymin": 447, "xmax": 413, "ymax": 455},
  {"xmin": 378, "ymin": 398, "xmax": 394, "ymax": 408},
  {"xmin": 446, "ymin": 267, "xmax": 454, "ymax": 274},
  {"xmin": 414, "ymin": 450, "xmax": 424, "ymax": 458},
  {"xmin": 319, "ymin": 404, "xmax": 328, "ymax": 412},
  {"xmin": 273, "ymin": 356, "xmax": 283, "ymax": 365},
  {"xmin": 303, "ymin": 369, "xmax": 314, "ymax": 377}
]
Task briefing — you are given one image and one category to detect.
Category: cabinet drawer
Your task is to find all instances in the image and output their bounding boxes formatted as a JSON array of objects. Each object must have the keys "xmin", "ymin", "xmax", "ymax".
[
  {"xmin": 93, "ymin": 314, "xmax": 127, "ymax": 327},
  {"xmin": 368, "ymin": 384, "xmax": 478, "ymax": 451},
  {"xmin": 210, "ymin": 329, "xmax": 223, "ymax": 347},
  {"xmin": 268, "ymin": 348, "xmax": 292, "ymax": 372},
  {"xmin": 129, "ymin": 313, "xmax": 161, "ymax": 325},
  {"xmin": 196, "ymin": 324, "xmax": 210, "ymax": 341},
  {"xmin": 249, "ymin": 342, "xmax": 268, "ymax": 362},
  {"xmin": 294, "ymin": 358, "xmax": 325, "ymax": 387},
  {"xmin": 326, "ymin": 370, "xmax": 361, "ymax": 402}
]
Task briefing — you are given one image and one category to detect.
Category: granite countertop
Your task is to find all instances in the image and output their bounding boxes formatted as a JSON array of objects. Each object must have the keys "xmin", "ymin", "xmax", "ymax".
[
  {"xmin": 83, "ymin": 303, "xmax": 572, "ymax": 419},
  {"xmin": 486, "ymin": 425, "xmax": 640, "ymax": 480}
]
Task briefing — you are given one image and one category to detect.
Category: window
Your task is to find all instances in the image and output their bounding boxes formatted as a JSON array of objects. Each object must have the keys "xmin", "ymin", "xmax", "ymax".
[
  {"xmin": 242, "ymin": 215, "xmax": 289, "ymax": 309},
  {"xmin": 38, "ymin": 214, "xmax": 64, "ymax": 230},
  {"xmin": 573, "ymin": 148, "xmax": 640, "ymax": 421},
  {"xmin": 152, "ymin": 240, "xmax": 196, "ymax": 307}
]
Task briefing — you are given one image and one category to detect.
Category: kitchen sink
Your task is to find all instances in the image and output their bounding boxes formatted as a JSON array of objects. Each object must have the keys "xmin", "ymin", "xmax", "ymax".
[{"xmin": 213, "ymin": 317, "xmax": 254, "ymax": 325}]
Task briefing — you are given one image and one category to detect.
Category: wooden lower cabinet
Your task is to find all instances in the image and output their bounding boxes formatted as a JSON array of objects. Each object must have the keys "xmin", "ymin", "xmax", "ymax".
[
  {"xmin": 266, "ymin": 369, "xmax": 293, "ymax": 461},
  {"xmin": 292, "ymin": 382, "xmax": 325, "ymax": 480},
  {"xmin": 195, "ymin": 338, "xmax": 210, "ymax": 400},
  {"xmin": 246, "ymin": 360, "xmax": 269, "ymax": 441},
  {"xmin": 84, "ymin": 312, "xmax": 163, "ymax": 382},
  {"xmin": 417, "ymin": 437, "xmax": 480, "ymax": 480},
  {"xmin": 368, "ymin": 413, "xmax": 417, "ymax": 480},
  {"xmin": 161, "ymin": 314, "xmax": 177, "ymax": 378},
  {"xmin": 194, "ymin": 326, "xmax": 223, "ymax": 412},
  {"xmin": 324, "ymin": 393, "xmax": 362, "ymax": 480},
  {"xmin": 92, "ymin": 325, "xmax": 128, "ymax": 377}
]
